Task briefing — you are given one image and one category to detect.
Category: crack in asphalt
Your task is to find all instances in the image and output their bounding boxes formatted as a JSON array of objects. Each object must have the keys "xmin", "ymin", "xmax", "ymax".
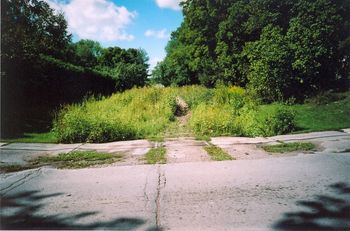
[
  {"xmin": 70, "ymin": 143, "xmax": 84, "ymax": 152},
  {"xmin": 0, "ymin": 168, "xmax": 42, "ymax": 196},
  {"xmin": 143, "ymin": 166, "xmax": 154, "ymax": 205},
  {"xmin": 155, "ymin": 165, "xmax": 166, "ymax": 229}
]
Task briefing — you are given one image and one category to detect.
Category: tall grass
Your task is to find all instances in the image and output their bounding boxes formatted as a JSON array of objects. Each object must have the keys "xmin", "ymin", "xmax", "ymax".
[
  {"xmin": 53, "ymin": 86, "xmax": 213, "ymax": 143},
  {"xmin": 189, "ymin": 85, "xmax": 295, "ymax": 137},
  {"xmin": 54, "ymin": 85, "xmax": 296, "ymax": 143}
]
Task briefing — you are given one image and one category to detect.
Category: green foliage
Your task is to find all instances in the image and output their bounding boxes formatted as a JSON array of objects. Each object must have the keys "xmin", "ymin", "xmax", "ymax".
[
  {"xmin": 97, "ymin": 47, "xmax": 149, "ymax": 91},
  {"xmin": 72, "ymin": 39, "xmax": 103, "ymax": 68},
  {"xmin": 213, "ymin": 84, "xmax": 245, "ymax": 111},
  {"xmin": 51, "ymin": 88, "xmax": 348, "ymax": 142},
  {"xmin": 155, "ymin": 0, "xmax": 350, "ymax": 101},
  {"xmin": 145, "ymin": 147, "xmax": 167, "ymax": 164},
  {"xmin": 189, "ymin": 85, "xmax": 295, "ymax": 137},
  {"xmin": 54, "ymin": 87, "xmax": 176, "ymax": 143},
  {"xmin": 1, "ymin": 0, "xmax": 150, "ymax": 138},
  {"xmin": 243, "ymin": 25, "xmax": 292, "ymax": 102},
  {"xmin": 204, "ymin": 145, "xmax": 234, "ymax": 161},
  {"xmin": 262, "ymin": 142, "xmax": 316, "ymax": 153},
  {"xmin": 304, "ymin": 91, "xmax": 347, "ymax": 105},
  {"xmin": 190, "ymin": 104, "xmax": 238, "ymax": 136},
  {"xmin": 236, "ymin": 104, "xmax": 296, "ymax": 137}
]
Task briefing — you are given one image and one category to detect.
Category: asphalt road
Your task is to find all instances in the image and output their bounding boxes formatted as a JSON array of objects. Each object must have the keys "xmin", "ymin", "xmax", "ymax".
[{"xmin": 1, "ymin": 151, "xmax": 350, "ymax": 230}]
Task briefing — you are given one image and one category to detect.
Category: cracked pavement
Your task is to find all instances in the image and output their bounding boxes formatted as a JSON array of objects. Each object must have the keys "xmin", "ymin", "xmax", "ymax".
[{"xmin": 1, "ymin": 130, "xmax": 350, "ymax": 230}]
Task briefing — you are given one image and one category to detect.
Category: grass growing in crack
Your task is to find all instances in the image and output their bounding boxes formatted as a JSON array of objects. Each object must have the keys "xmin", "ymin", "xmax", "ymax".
[
  {"xmin": 145, "ymin": 147, "xmax": 166, "ymax": 164},
  {"xmin": 195, "ymin": 135, "xmax": 211, "ymax": 142},
  {"xmin": 262, "ymin": 142, "xmax": 316, "ymax": 153},
  {"xmin": 31, "ymin": 151, "xmax": 123, "ymax": 169},
  {"xmin": 0, "ymin": 164, "xmax": 36, "ymax": 173},
  {"xmin": 147, "ymin": 136, "xmax": 165, "ymax": 142},
  {"xmin": 204, "ymin": 145, "xmax": 234, "ymax": 161}
]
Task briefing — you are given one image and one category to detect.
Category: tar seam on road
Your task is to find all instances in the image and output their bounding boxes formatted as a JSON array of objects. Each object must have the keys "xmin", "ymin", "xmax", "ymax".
[
  {"xmin": 0, "ymin": 168, "xmax": 42, "ymax": 196},
  {"xmin": 155, "ymin": 165, "xmax": 166, "ymax": 229},
  {"xmin": 143, "ymin": 166, "xmax": 154, "ymax": 205}
]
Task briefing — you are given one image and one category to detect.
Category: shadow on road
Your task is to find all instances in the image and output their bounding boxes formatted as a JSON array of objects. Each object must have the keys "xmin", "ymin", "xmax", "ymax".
[
  {"xmin": 274, "ymin": 182, "xmax": 350, "ymax": 231},
  {"xmin": 0, "ymin": 190, "xmax": 161, "ymax": 230}
]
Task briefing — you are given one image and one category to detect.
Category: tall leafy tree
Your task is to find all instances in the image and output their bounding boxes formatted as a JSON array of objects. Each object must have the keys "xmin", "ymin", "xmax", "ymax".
[
  {"xmin": 98, "ymin": 47, "xmax": 149, "ymax": 90},
  {"xmin": 1, "ymin": 0, "xmax": 72, "ymax": 136},
  {"xmin": 72, "ymin": 39, "xmax": 103, "ymax": 68},
  {"xmin": 155, "ymin": 0, "xmax": 350, "ymax": 101}
]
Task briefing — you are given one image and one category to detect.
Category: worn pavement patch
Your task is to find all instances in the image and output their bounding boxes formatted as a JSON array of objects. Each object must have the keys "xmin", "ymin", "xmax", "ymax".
[{"xmin": 164, "ymin": 137, "xmax": 210, "ymax": 163}]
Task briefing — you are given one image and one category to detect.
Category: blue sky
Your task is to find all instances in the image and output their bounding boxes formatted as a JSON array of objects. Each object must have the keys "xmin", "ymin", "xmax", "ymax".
[{"xmin": 46, "ymin": 0, "xmax": 184, "ymax": 69}]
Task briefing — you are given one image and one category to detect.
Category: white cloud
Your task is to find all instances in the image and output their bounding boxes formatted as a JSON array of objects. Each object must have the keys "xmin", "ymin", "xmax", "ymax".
[
  {"xmin": 149, "ymin": 57, "xmax": 163, "ymax": 71},
  {"xmin": 155, "ymin": 0, "xmax": 184, "ymax": 10},
  {"xmin": 144, "ymin": 29, "xmax": 170, "ymax": 40},
  {"xmin": 46, "ymin": 0, "xmax": 136, "ymax": 41}
]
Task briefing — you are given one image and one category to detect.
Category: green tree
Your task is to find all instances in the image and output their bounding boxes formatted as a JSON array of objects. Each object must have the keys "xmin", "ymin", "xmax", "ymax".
[
  {"xmin": 72, "ymin": 39, "xmax": 103, "ymax": 68},
  {"xmin": 244, "ymin": 25, "xmax": 292, "ymax": 102},
  {"xmin": 98, "ymin": 47, "xmax": 149, "ymax": 90},
  {"xmin": 286, "ymin": 0, "xmax": 346, "ymax": 96},
  {"xmin": 1, "ymin": 0, "xmax": 72, "ymax": 137},
  {"xmin": 159, "ymin": 0, "xmax": 350, "ymax": 100}
]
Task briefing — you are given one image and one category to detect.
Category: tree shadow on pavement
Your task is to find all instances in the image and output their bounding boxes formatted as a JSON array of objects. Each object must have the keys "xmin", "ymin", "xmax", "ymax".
[
  {"xmin": 274, "ymin": 182, "xmax": 350, "ymax": 231},
  {"xmin": 0, "ymin": 190, "xmax": 161, "ymax": 230}
]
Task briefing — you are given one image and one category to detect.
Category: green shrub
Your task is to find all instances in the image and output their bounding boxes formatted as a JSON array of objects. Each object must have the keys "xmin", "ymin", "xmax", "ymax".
[
  {"xmin": 304, "ymin": 91, "xmax": 347, "ymax": 105},
  {"xmin": 53, "ymin": 86, "xmax": 210, "ymax": 143},
  {"xmin": 235, "ymin": 104, "xmax": 296, "ymax": 137},
  {"xmin": 171, "ymin": 85, "xmax": 213, "ymax": 108},
  {"xmin": 53, "ymin": 86, "xmax": 297, "ymax": 143},
  {"xmin": 189, "ymin": 104, "xmax": 238, "ymax": 136}
]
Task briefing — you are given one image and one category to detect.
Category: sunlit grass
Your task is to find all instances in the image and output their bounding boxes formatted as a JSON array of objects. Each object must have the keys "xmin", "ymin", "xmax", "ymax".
[
  {"xmin": 204, "ymin": 145, "xmax": 234, "ymax": 161},
  {"xmin": 145, "ymin": 147, "xmax": 166, "ymax": 164},
  {"xmin": 0, "ymin": 132, "xmax": 58, "ymax": 143},
  {"xmin": 262, "ymin": 142, "xmax": 316, "ymax": 153},
  {"xmin": 32, "ymin": 151, "xmax": 123, "ymax": 168}
]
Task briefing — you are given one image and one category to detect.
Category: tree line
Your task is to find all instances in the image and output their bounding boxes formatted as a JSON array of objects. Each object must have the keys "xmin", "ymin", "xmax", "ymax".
[
  {"xmin": 152, "ymin": 0, "xmax": 350, "ymax": 102},
  {"xmin": 1, "ymin": 0, "xmax": 149, "ymax": 137}
]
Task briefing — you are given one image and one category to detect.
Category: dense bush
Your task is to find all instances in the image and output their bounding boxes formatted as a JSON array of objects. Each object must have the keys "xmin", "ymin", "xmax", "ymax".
[
  {"xmin": 235, "ymin": 104, "xmax": 296, "ymax": 137},
  {"xmin": 153, "ymin": 0, "xmax": 350, "ymax": 101},
  {"xmin": 190, "ymin": 104, "xmax": 238, "ymax": 136},
  {"xmin": 189, "ymin": 86, "xmax": 296, "ymax": 137},
  {"xmin": 1, "ymin": 0, "xmax": 150, "ymax": 138},
  {"xmin": 54, "ymin": 86, "xmax": 296, "ymax": 143},
  {"xmin": 54, "ymin": 87, "xmax": 175, "ymax": 143}
]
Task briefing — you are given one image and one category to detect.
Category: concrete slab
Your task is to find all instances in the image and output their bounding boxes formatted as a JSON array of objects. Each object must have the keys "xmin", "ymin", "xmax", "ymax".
[
  {"xmin": 164, "ymin": 138, "xmax": 210, "ymax": 163},
  {"xmin": 218, "ymin": 143, "xmax": 271, "ymax": 160},
  {"xmin": 76, "ymin": 140, "xmax": 153, "ymax": 166},
  {"xmin": 0, "ymin": 165, "xmax": 159, "ymax": 230},
  {"xmin": 0, "ymin": 150, "xmax": 49, "ymax": 165},
  {"xmin": 317, "ymin": 136, "xmax": 350, "ymax": 153},
  {"xmin": 1, "ymin": 151, "xmax": 349, "ymax": 230},
  {"xmin": 341, "ymin": 128, "xmax": 350, "ymax": 134},
  {"xmin": 270, "ymin": 131, "xmax": 348, "ymax": 142},
  {"xmin": 212, "ymin": 131, "xmax": 349, "ymax": 146},
  {"xmin": 0, "ymin": 143, "xmax": 82, "ymax": 166},
  {"xmin": 78, "ymin": 140, "xmax": 152, "ymax": 155},
  {"xmin": 211, "ymin": 136, "xmax": 271, "ymax": 145},
  {"xmin": 159, "ymin": 153, "xmax": 350, "ymax": 230},
  {"xmin": 0, "ymin": 143, "xmax": 82, "ymax": 151}
]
